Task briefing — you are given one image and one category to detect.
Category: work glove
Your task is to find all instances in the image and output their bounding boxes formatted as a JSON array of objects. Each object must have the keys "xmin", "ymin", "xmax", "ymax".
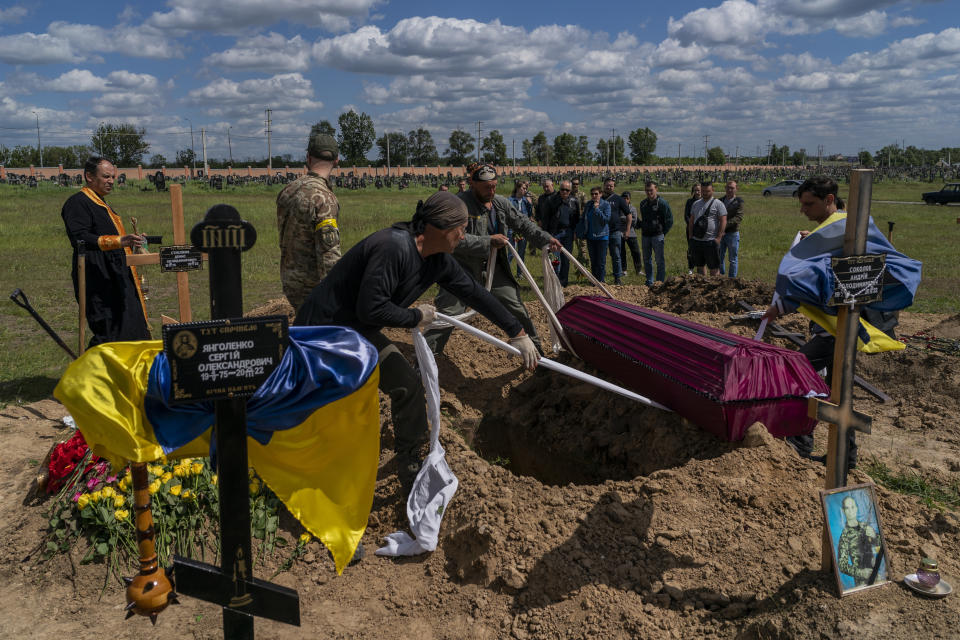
[
  {"xmin": 509, "ymin": 334, "xmax": 538, "ymax": 371},
  {"xmin": 415, "ymin": 304, "xmax": 436, "ymax": 331}
]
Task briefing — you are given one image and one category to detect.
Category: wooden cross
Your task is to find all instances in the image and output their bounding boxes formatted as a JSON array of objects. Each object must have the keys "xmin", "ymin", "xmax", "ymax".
[
  {"xmin": 808, "ymin": 169, "xmax": 875, "ymax": 572},
  {"xmin": 171, "ymin": 205, "xmax": 299, "ymax": 639},
  {"xmin": 124, "ymin": 183, "xmax": 205, "ymax": 324}
]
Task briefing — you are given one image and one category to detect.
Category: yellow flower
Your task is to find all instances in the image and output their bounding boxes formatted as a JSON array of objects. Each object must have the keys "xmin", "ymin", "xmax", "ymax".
[
  {"xmin": 161, "ymin": 471, "xmax": 173, "ymax": 483},
  {"xmin": 114, "ymin": 509, "xmax": 129, "ymax": 521},
  {"xmin": 148, "ymin": 480, "xmax": 161, "ymax": 495},
  {"xmin": 169, "ymin": 484, "xmax": 182, "ymax": 497},
  {"xmin": 101, "ymin": 486, "xmax": 116, "ymax": 499},
  {"xmin": 89, "ymin": 490, "xmax": 102, "ymax": 502},
  {"xmin": 77, "ymin": 494, "xmax": 90, "ymax": 510},
  {"xmin": 148, "ymin": 465, "xmax": 163, "ymax": 476},
  {"xmin": 211, "ymin": 474, "xmax": 218, "ymax": 486},
  {"xmin": 113, "ymin": 495, "xmax": 125, "ymax": 508},
  {"xmin": 249, "ymin": 482, "xmax": 259, "ymax": 495},
  {"xmin": 191, "ymin": 462, "xmax": 204, "ymax": 476},
  {"xmin": 117, "ymin": 477, "xmax": 129, "ymax": 492},
  {"xmin": 181, "ymin": 489, "xmax": 194, "ymax": 500},
  {"xmin": 174, "ymin": 465, "xmax": 187, "ymax": 478},
  {"xmin": 298, "ymin": 533, "xmax": 311, "ymax": 545},
  {"xmin": 158, "ymin": 454, "xmax": 168, "ymax": 463},
  {"xmin": 248, "ymin": 468, "xmax": 256, "ymax": 479}
]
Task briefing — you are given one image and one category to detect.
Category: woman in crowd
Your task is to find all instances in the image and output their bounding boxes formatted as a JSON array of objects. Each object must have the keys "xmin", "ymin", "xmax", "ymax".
[
  {"xmin": 579, "ymin": 186, "xmax": 612, "ymax": 283},
  {"xmin": 684, "ymin": 183, "xmax": 702, "ymax": 275}
]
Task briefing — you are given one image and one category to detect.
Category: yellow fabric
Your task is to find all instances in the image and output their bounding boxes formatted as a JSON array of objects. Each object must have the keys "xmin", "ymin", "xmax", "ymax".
[
  {"xmin": 812, "ymin": 211, "xmax": 846, "ymax": 233},
  {"xmin": 54, "ymin": 340, "xmax": 381, "ymax": 575},
  {"xmin": 798, "ymin": 304, "xmax": 906, "ymax": 354},
  {"xmin": 250, "ymin": 368, "xmax": 380, "ymax": 574},
  {"xmin": 315, "ymin": 217, "xmax": 339, "ymax": 231}
]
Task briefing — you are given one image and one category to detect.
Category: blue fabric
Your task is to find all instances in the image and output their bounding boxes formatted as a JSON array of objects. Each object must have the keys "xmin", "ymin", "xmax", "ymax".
[
  {"xmin": 642, "ymin": 234, "xmax": 666, "ymax": 284},
  {"xmin": 775, "ymin": 214, "xmax": 921, "ymax": 315},
  {"xmin": 587, "ymin": 238, "xmax": 608, "ymax": 283},
  {"xmin": 608, "ymin": 231, "xmax": 624, "ymax": 278},
  {"xmin": 582, "ymin": 200, "xmax": 611, "ymax": 240},
  {"xmin": 144, "ymin": 325, "xmax": 379, "ymax": 453},
  {"xmin": 555, "ymin": 230, "xmax": 574, "ymax": 286},
  {"xmin": 718, "ymin": 231, "xmax": 739, "ymax": 277}
]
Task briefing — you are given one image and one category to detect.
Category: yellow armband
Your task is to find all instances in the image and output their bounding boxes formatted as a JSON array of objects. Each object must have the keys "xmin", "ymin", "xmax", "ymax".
[{"xmin": 315, "ymin": 218, "xmax": 338, "ymax": 232}]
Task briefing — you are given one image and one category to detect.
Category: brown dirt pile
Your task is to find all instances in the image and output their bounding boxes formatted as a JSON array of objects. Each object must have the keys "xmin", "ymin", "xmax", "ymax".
[{"xmin": 1, "ymin": 275, "xmax": 958, "ymax": 638}]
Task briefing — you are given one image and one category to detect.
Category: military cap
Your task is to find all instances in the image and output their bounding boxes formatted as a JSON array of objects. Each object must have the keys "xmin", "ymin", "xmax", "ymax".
[{"xmin": 308, "ymin": 133, "xmax": 339, "ymax": 161}]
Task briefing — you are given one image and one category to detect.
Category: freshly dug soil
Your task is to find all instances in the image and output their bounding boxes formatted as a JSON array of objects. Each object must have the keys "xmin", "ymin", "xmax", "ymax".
[{"xmin": 1, "ymin": 275, "xmax": 957, "ymax": 639}]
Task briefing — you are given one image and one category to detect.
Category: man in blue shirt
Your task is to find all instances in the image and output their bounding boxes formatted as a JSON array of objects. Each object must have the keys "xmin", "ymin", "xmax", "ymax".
[
  {"xmin": 602, "ymin": 177, "xmax": 632, "ymax": 285},
  {"xmin": 637, "ymin": 180, "xmax": 674, "ymax": 285}
]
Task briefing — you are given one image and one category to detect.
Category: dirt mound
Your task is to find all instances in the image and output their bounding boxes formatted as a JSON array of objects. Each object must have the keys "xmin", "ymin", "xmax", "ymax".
[
  {"xmin": 930, "ymin": 314, "xmax": 960, "ymax": 340},
  {"xmin": 2, "ymin": 277, "xmax": 959, "ymax": 638}
]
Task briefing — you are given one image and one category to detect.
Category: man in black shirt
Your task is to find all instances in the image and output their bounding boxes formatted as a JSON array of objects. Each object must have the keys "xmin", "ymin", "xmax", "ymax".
[
  {"xmin": 602, "ymin": 177, "xmax": 633, "ymax": 285},
  {"xmin": 541, "ymin": 180, "xmax": 580, "ymax": 286},
  {"xmin": 296, "ymin": 191, "xmax": 538, "ymax": 478}
]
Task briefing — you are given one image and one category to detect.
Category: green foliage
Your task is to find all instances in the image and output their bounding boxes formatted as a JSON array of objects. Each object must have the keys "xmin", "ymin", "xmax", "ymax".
[
  {"xmin": 528, "ymin": 131, "xmax": 551, "ymax": 165},
  {"xmin": 311, "ymin": 120, "xmax": 336, "ymax": 138},
  {"xmin": 863, "ymin": 456, "xmax": 960, "ymax": 511},
  {"xmin": 43, "ymin": 457, "xmax": 311, "ymax": 584},
  {"xmin": 91, "ymin": 123, "xmax": 150, "ymax": 166},
  {"xmin": 596, "ymin": 136, "xmax": 625, "ymax": 165},
  {"xmin": 628, "ymin": 127, "xmax": 657, "ymax": 164},
  {"xmin": 148, "ymin": 154, "xmax": 168, "ymax": 168},
  {"xmin": 481, "ymin": 129, "xmax": 508, "ymax": 165},
  {"xmin": 706, "ymin": 146, "xmax": 726, "ymax": 165},
  {"xmin": 408, "ymin": 127, "xmax": 439, "ymax": 166},
  {"xmin": 337, "ymin": 110, "xmax": 375, "ymax": 166},
  {"xmin": 175, "ymin": 148, "xmax": 196, "ymax": 167},
  {"xmin": 445, "ymin": 129, "xmax": 474, "ymax": 167},
  {"xmin": 553, "ymin": 133, "xmax": 578, "ymax": 165},
  {"xmin": 375, "ymin": 132, "xmax": 409, "ymax": 167}
]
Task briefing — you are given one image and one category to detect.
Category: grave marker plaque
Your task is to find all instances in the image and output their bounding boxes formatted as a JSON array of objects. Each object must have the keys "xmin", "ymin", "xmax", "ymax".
[
  {"xmin": 159, "ymin": 245, "xmax": 204, "ymax": 273},
  {"xmin": 162, "ymin": 316, "xmax": 287, "ymax": 404},
  {"xmin": 830, "ymin": 254, "xmax": 885, "ymax": 307}
]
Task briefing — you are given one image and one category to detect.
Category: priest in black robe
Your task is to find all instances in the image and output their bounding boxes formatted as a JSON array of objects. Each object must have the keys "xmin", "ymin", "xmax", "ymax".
[{"xmin": 62, "ymin": 156, "xmax": 150, "ymax": 347}]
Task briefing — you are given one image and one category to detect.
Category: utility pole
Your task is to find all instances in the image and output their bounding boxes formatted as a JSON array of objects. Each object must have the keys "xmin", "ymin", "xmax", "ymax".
[
  {"xmin": 735, "ymin": 145, "xmax": 740, "ymax": 167},
  {"xmin": 97, "ymin": 122, "xmax": 104, "ymax": 156},
  {"xmin": 703, "ymin": 135, "xmax": 709, "ymax": 165},
  {"xmin": 201, "ymin": 127, "xmax": 208, "ymax": 176},
  {"xmin": 184, "ymin": 118, "xmax": 196, "ymax": 172},
  {"xmin": 817, "ymin": 144, "xmax": 823, "ymax": 168},
  {"xmin": 32, "ymin": 111, "xmax": 43, "ymax": 168},
  {"xmin": 678, "ymin": 142, "xmax": 681, "ymax": 168},
  {"xmin": 386, "ymin": 131, "xmax": 391, "ymax": 177},
  {"xmin": 227, "ymin": 127, "xmax": 233, "ymax": 166},
  {"xmin": 265, "ymin": 109, "xmax": 273, "ymax": 172},
  {"xmin": 512, "ymin": 138, "xmax": 516, "ymax": 172},
  {"xmin": 610, "ymin": 128, "xmax": 616, "ymax": 168},
  {"xmin": 476, "ymin": 121, "xmax": 483, "ymax": 162},
  {"xmin": 766, "ymin": 139, "xmax": 772, "ymax": 166}
]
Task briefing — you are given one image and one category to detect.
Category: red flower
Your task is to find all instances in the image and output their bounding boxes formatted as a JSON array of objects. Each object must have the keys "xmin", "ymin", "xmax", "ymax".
[{"xmin": 46, "ymin": 431, "xmax": 101, "ymax": 494}]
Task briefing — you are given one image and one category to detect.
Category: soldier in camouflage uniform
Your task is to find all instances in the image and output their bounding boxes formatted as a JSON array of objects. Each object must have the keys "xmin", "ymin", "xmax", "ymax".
[
  {"xmin": 424, "ymin": 163, "xmax": 562, "ymax": 355},
  {"xmin": 837, "ymin": 495, "xmax": 880, "ymax": 587},
  {"xmin": 276, "ymin": 130, "xmax": 341, "ymax": 311}
]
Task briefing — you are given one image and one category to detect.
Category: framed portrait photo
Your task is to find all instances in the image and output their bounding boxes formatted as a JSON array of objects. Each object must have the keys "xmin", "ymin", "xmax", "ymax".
[{"xmin": 821, "ymin": 482, "xmax": 891, "ymax": 596}]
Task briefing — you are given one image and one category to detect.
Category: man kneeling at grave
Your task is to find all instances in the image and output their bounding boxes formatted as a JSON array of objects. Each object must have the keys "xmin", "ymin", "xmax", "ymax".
[
  {"xmin": 762, "ymin": 176, "xmax": 921, "ymax": 470},
  {"xmin": 295, "ymin": 191, "xmax": 538, "ymax": 488}
]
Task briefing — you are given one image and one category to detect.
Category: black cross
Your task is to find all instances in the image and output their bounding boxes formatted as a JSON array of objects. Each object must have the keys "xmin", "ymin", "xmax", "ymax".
[{"xmin": 173, "ymin": 204, "xmax": 299, "ymax": 639}]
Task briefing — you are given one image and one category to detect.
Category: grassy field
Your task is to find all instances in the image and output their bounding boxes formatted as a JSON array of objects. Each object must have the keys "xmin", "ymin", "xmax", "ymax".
[{"xmin": 0, "ymin": 178, "xmax": 956, "ymax": 405}]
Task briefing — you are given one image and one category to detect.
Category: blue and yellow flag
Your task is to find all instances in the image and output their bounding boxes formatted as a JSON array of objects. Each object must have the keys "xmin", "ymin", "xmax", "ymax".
[
  {"xmin": 54, "ymin": 326, "xmax": 380, "ymax": 574},
  {"xmin": 774, "ymin": 212, "xmax": 922, "ymax": 353}
]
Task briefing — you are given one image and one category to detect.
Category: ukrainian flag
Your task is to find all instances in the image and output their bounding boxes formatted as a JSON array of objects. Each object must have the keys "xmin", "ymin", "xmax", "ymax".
[
  {"xmin": 774, "ymin": 212, "xmax": 922, "ymax": 353},
  {"xmin": 54, "ymin": 326, "xmax": 380, "ymax": 574}
]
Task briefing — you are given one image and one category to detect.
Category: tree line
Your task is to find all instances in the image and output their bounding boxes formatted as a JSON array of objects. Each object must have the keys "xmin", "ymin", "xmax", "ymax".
[{"xmin": 2, "ymin": 114, "xmax": 958, "ymax": 170}]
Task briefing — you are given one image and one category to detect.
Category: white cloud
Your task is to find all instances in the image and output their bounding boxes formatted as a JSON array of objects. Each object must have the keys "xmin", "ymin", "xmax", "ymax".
[
  {"xmin": 842, "ymin": 27, "xmax": 960, "ymax": 71},
  {"xmin": 834, "ymin": 10, "xmax": 891, "ymax": 38},
  {"xmin": 667, "ymin": 0, "xmax": 764, "ymax": 46},
  {"xmin": 0, "ymin": 6, "xmax": 27, "ymax": 24},
  {"xmin": 653, "ymin": 38, "xmax": 709, "ymax": 68},
  {"xmin": 47, "ymin": 69, "xmax": 104, "ymax": 92},
  {"xmin": 208, "ymin": 33, "xmax": 311, "ymax": 72},
  {"xmin": 147, "ymin": 0, "xmax": 379, "ymax": 34},
  {"xmin": 47, "ymin": 21, "xmax": 179, "ymax": 59},
  {"xmin": 186, "ymin": 73, "xmax": 323, "ymax": 119},
  {"xmin": 0, "ymin": 32, "xmax": 79, "ymax": 64},
  {"xmin": 779, "ymin": 52, "xmax": 834, "ymax": 73},
  {"xmin": 313, "ymin": 18, "xmax": 591, "ymax": 78},
  {"xmin": 362, "ymin": 76, "xmax": 529, "ymax": 105},
  {"xmin": 106, "ymin": 71, "xmax": 160, "ymax": 92}
]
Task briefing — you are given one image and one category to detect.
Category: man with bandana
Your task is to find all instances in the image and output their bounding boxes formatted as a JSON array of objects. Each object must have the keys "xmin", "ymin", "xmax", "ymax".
[
  {"xmin": 61, "ymin": 155, "xmax": 150, "ymax": 347},
  {"xmin": 425, "ymin": 163, "xmax": 563, "ymax": 356},
  {"xmin": 276, "ymin": 127, "xmax": 341, "ymax": 311},
  {"xmin": 296, "ymin": 191, "xmax": 538, "ymax": 486}
]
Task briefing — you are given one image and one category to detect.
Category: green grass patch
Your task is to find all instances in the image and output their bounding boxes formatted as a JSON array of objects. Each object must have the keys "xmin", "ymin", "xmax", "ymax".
[
  {"xmin": 862, "ymin": 456, "xmax": 960, "ymax": 511},
  {"xmin": 1, "ymin": 178, "xmax": 956, "ymax": 404}
]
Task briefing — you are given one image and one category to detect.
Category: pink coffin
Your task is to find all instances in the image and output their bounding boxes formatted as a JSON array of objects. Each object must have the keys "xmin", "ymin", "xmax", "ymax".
[{"xmin": 556, "ymin": 296, "xmax": 829, "ymax": 441}]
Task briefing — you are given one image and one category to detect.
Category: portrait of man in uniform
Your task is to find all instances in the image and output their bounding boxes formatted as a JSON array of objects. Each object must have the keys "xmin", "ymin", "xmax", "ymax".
[{"xmin": 821, "ymin": 483, "xmax": 890, "ymax": 595}]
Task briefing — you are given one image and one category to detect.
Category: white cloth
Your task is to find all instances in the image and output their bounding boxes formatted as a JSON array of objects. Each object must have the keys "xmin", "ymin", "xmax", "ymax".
[{"xmin": 375, "ymin": 329, "xmax": 459, "ymax": 556}]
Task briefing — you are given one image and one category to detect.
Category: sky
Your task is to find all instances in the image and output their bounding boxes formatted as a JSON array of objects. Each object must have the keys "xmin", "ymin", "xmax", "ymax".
[{"xmin": 0, "ymin": 0, "xmax": 958, "ymax": 165}]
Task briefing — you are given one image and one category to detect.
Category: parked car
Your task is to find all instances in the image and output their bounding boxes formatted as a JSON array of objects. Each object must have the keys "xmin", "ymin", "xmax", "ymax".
[
  {"xmin": 762, "ymin": 180, "xmax": 804, "ymax": 197},
  {"xmin": 922, "ymin": 183, "xmax": 960, "ymax": 205}
]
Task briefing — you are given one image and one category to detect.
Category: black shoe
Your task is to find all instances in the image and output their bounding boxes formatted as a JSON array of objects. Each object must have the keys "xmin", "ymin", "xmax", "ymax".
[{"xmin": 614, "ymin": 278, "xmax": 623, "ymax": 285}]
